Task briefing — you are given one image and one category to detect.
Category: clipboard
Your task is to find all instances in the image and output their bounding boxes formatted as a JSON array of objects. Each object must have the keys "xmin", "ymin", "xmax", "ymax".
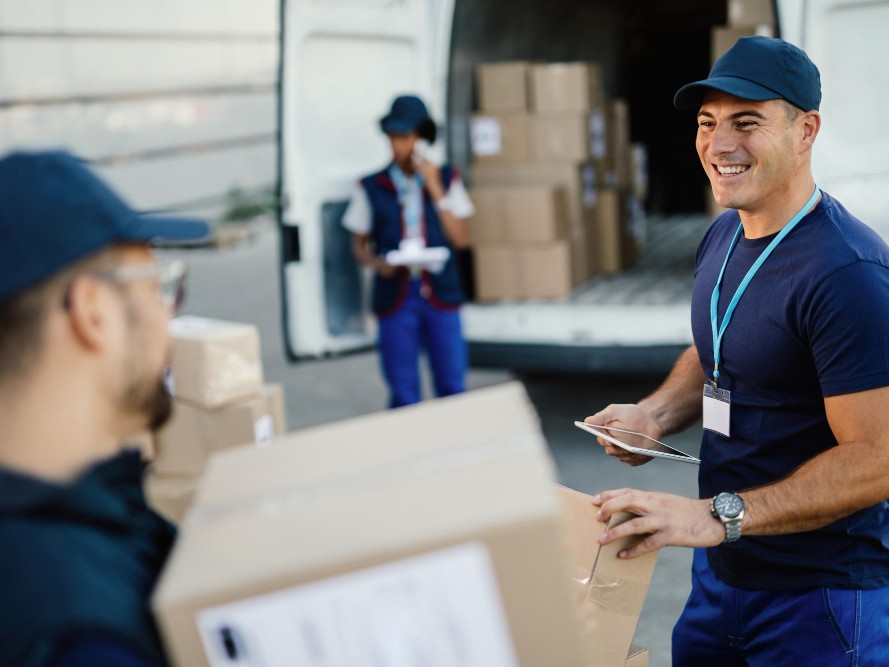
[{"xmin": 574, "ymin": 421, "xmax": 700, "ymax": 465}]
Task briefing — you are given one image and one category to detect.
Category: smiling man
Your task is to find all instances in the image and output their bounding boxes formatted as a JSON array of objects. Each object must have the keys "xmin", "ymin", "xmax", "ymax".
[
  {"xmin": 584, "ymin": 37, "xmax": 889, "ymax": 664},
  {"xmin": 0, "ymin": 151, "xmax": 208, "ymax": 666}
]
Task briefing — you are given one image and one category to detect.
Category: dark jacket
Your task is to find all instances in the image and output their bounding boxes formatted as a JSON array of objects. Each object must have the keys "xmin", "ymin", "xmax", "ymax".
[
  {"xmin": 0, "ymin": 450, "xmax": 175, "ymax": 666},
  {"xmin": 360, "ymin": 165, "xmax": 464, "ymax": 316}
]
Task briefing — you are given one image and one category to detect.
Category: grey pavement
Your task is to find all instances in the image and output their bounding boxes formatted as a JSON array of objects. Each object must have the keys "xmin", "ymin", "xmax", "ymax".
[{"xmin": 159, "ymin": 224, "xmax": 701, "ymax": 666}]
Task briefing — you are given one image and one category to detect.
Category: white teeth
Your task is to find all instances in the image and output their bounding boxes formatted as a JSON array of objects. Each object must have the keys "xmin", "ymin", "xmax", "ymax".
[{"xmin": 717, "ymin": 165, "xmax": 749, "ymax": 175}]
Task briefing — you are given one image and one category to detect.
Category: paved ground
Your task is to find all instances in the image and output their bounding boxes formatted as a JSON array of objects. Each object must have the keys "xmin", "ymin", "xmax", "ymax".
[{"xmin": 160, "ymin": 224, "xmax": 703, "ymax": 666}]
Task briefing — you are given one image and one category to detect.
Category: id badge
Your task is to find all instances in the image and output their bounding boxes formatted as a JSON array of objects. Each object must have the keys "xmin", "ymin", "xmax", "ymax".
[{"xmin": 703, "ymin": 383, "xmax": 731, "ymax": 437}]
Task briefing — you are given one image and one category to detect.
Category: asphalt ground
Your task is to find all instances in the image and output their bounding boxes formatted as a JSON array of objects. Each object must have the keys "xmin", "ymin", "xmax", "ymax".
[{"xmin": 159, "ymin": 224, "xmax": 703, "ymax": 666}]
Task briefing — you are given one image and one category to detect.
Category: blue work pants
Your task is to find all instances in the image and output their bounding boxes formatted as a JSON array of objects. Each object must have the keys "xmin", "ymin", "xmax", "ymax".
[
  {"xmin": 377, "ymin": 279, "xmax": 466, "ymax": 408},
  {"xmin": 672, "ymin": 548, "xmax": 889, "ymax": 666}
]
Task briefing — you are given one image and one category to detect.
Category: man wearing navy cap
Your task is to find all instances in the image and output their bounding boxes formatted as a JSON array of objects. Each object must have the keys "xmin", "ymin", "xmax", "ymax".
[
  {"xmin": 586, "ymin": 37, "xmax": 889, "ymax": 664},
  {"xmin": 0, "ymin": 151, "xmax": 208, "ymax": 666},
  {"xmin": 343, "ymin": 95, "xmax": 474, "ymax": 408}
]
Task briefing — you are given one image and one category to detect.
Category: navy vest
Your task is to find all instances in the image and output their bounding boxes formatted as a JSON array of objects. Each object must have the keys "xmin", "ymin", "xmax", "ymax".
[
  {"xmin": 0, "ymin": 451, "xmax": 175, "ymax": 666},
  {"xmin": 360, "ymin": 165, "xmax": 464, "ymax": 316}
]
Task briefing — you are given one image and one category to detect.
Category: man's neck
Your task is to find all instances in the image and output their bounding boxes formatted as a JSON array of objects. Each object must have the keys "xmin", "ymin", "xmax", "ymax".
[{"xmin": 738, "ymin": 176, "xmax": 819, "ymax": 239}]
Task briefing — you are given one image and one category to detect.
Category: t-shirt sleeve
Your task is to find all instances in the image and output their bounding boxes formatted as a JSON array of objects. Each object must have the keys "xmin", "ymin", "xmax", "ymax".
[
  {"xmin": 445, "ymin": 175, "xmax": 475, "ymax": 219},
  {"xmin": 341, "ymin": 183, "xmax": 372, "ymax": 235},
  {"xmin": 808, "ymin": 260, "xmax": 889, "ymax": 396}
]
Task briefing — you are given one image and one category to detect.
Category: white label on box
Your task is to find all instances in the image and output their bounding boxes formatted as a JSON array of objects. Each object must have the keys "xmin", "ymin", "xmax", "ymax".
[
  {"xmin": 470, "ymin": 117, "xmax": 503, "ymax": 156},
  {"xmin": 581, "ymin": 165, "xmax": 598, "ymax": 208},
  {"xmin": 253, "ymin": 414, "xmax": 275, "ymax": 447},
  {"xmin": 196, "ymin": 542, "xmax": 519, "ymax": 667},
  {"xmin": 588, "ymin": 111, "xmax": 606, "ymax": 158}
]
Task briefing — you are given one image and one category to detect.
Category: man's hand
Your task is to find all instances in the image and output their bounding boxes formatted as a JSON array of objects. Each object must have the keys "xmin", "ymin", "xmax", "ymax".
[
  {"xmin": 592, "ymin": 488, "xmax": 724, "ymax": 558},
  {"xmin": 584, "ymin": 404, "xmax": 663, "ymax": 466}
]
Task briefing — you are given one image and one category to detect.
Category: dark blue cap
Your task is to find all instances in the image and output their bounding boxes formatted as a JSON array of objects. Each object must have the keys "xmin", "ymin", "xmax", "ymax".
[
  {"xmin": 379, "ymin": 95, "xmax": 437, "ymax": 143},
  {"xmin": 0, "ymin": 150, "xmax": 210, "ymax": 300},
  {"xmin": 674, "ymin": 36, "xmax": 821, "ymax": 111}
]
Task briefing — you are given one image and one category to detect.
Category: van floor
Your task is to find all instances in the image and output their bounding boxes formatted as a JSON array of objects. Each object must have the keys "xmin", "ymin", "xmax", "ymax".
[{"xmin": 573, "ymin": 213, "xmax": 708, "ymax": 306}]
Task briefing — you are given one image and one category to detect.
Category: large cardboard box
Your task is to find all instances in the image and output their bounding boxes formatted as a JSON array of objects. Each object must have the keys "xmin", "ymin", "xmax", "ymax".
[
  {"xmin": 606, "ymin": 100, "xmax": 632, "ymax": 189},
  {"xmin": 531, "ymin": 112, "xmax": 591, "ymax": 163},
  {"xmin": 711, "ymin": 25, "xmax": 774, "ymax": 62},
  {"xmin": 469, "ymin": 184, "xmax": 570, "ymax": 244},
  {"xmin": 591, "ymin": 188, "xmax": 623, "ymax": 275},
  {"xmin": 558, "ymin": 486, "xmax": 657, "ymax": 667},
  {"xmin": 727, "ymin": 0, "xmax": 775, "ymax": 28},
  {"xmin": 477, "ymin": 61, "xmax": 530, "ymax": 112},
  {"xmin": 154, "ymin": 385, "xmax": 284, "ymax": 475},
  {"xmin": 154, "ymin": 384, "xmax": 595, "ymax": 667},
  {"xmin": 518, "ymin": 242, "xmax": 574, "ymax": 299},
  {"xmin": 529, "ymin": 62, "xmax": 604, "ymax": 113},
  {"xmin": 146, "ymin": 474, "xmax": 197, "ymax": 525},
  {"xmin": 470, "ymin": 112, "xmax": 532, "ymax": 164},
  {"xmin": 473, "ymin": 245, "xmax": 521, "ymax": 301},
  {"xmin": 168, "ymin": 317, "xmax": 263, "ymax": 409}
]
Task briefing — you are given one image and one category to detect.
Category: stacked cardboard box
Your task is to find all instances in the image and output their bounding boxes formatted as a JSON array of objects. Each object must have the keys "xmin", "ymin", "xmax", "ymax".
[
  {"xmin": 146, "ymin": 316, "xmax": 287, "ymax": 524},
  {"xmin": 470, "ymin": 61, "xmax": 644, "ymax": 299},
  {"xmin": 153, "ymin": 383, "xmax": 655, "ymax": 666}
]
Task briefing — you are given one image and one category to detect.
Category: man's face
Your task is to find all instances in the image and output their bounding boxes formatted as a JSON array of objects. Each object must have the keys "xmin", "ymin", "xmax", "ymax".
[
  {"xmin": 696, "ymin": 90, "xmax": 807, "ymax": 213},
  {"xmin": 111, "ymin": 246, "xmax": 176, "ymax": 431},
  {"xmin": 388, "ymin": 132, "xmax": 418, "ymax": 169}
]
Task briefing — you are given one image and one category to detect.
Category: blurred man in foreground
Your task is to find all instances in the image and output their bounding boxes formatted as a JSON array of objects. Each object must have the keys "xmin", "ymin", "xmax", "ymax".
[
  {"xmin": 587, "ymin": 37, "xmax": 889, "ymax": 664},
  {"xmin": 0, "ymin": 151, "xmax": 207, "ymax": 666}
]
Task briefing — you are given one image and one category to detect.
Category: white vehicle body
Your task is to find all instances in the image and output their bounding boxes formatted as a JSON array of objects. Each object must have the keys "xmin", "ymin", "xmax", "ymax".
[
  {"xmin": 0, "ymin": 0, "xmax": 279, "ymax": 220},
  {"xmin": 278, "ymin": 0, "xmax": 889, "ymax": 371}
]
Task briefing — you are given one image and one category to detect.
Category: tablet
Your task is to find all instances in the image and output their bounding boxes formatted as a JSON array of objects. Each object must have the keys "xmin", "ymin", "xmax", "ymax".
[{"xmin": 574, "ymin": 421, "xmax": 700, "ymax": 464}]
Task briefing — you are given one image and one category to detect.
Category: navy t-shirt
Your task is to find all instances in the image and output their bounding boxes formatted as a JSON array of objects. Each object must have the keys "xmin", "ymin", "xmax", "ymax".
[{"xmin": 691, "ymin": 191, "xmax": 889, "ymax": 590}]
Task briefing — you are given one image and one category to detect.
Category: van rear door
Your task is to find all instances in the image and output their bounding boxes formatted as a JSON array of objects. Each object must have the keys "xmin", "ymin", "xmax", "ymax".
[
  {"xmin": 779, "ymin": 0, "xmax": 889, "ymax": 235},
  {"xmin": 278, "ymin": 0, "xmax": 455, "ymax": 359}
]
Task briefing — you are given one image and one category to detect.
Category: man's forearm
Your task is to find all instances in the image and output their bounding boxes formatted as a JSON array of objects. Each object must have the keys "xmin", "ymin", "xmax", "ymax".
[{"xmin": 638, "ymin": 344, "xmax": 707, "ymax": 437}]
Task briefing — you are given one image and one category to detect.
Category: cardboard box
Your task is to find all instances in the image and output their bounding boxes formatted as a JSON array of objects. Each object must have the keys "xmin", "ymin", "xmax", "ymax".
[
  {"xmin": 472, "ymin": 162, "xmax": 588, "ymax": 224},
  {"xmin": 558, "ymin": 486, "xmax": 657, "ymax": 667},
  {"xmin": 728, "ymin": 0, "xmax": 775, "ymax": 28},
  {"xmin": 592, "ymin": 188, "xmax": 623, "ymax": 275},
  {"xmin": 262, "ymin": 383, "xmax": 287, "ymax": 436},
  {"xmin": 154, "ymin": 386, "xmax": 283, "ymax": 476},
  {"xmin": 477, "ymin": 61, "xmax": 530, "ymax": 112},
  {"xmin": 470, "ymin": 112, "xmax": 532, "ymax": 164},
  {"xmin": 606, "ymin": 100, "xmax": 632, "ymax": 188},
  {"xmin": 146, "ymin": 474, "xmax": 197, "ymax": 525},
  {"xmin": 531, "ymin": 112, "xmax": 591, "ymax": 163},
  {"xmin": 473, "ymin": 245, "xmax": 521, "ymax": 301},
  {"xmin": 570, "ymin": 227, "xmax": 593, "ymax": 284},
  {"xmin": 529, "ymin": 62, "xmax": 604, "ymax": 113},
  {"xmin": 469, "ymin": 184, "xmax": 570, "ymax": 244},
  {"xmin": 154, "ymin": 384, "xmax": 594, "ymax": 667},
  {"xmin": 630, "ymin": 143, "xmax": 649, "ymax": 201},
  {"xmin": 168, "ymin": 316, "xmax": 263, "ymax": 409},
  {"xmin": 712, "ymin": 25, "xmax": 774, "ymax": 63},
  {"xmin": 519, "ymin": 242, "xmax": 574, "ymax": 299}
]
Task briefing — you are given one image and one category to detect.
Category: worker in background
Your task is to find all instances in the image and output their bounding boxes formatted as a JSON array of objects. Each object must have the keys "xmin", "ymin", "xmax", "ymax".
[
  {"xmin": 587, "ymin": 37, "xmax": 889, "ymax": 664},
  {"xmin": 343, "ymin": 94, "xmax": 475, "ymax": 408},
  {"xmin": 0, "ymin": 151, "xmax": 208, "ymax": 666}
]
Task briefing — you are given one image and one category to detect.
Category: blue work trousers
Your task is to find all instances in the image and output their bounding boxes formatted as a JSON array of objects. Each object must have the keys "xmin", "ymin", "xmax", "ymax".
[
  {"xmin": 672, "ymin": 548, "xmax": 889, "ymax": 666},
  {"xmin": 377, "ymin": 279, "xmax": 467, "ymax": 409}
]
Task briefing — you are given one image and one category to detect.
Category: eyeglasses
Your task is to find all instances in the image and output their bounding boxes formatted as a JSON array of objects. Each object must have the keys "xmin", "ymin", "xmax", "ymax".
[{"xmin": 94, "ymin": 259, "xmax": 188, "ymax": 312}]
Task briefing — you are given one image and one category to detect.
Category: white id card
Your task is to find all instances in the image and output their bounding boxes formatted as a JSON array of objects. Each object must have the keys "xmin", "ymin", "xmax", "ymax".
[{"xmin": 703, "ymin": 384, "xmax": 731, "ymax": 437}]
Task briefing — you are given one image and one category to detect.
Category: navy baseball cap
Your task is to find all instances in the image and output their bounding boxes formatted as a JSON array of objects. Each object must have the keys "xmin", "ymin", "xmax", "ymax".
[
  {"xmin": 0, "ymin": 150, "xmax": 210, "ymax": 300},
  {"xmin": 674, "ymin": 36, "xmax": 821, "ymax": 111}
]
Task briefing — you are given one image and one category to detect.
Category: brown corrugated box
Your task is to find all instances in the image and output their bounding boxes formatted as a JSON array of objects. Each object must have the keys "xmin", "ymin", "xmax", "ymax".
[
  {"xmin": 727, "ymin": 0, "xmax": 775, "ymax": 28},
  {"xmin": 470, "ymin": 112, "xmax": 532, "ymax": 164},
  {"xmin": 468, "ymin": 184, "xmax": 570, "ymax": 244},
  {"xmin": 711, "ymin": 25, "xmax": 774, "ymax": 63},
  {"xmin": 153, "ymin": 383, "xmax": 285, "ymax": 476},
  {"xmin": 473, "ymin": 245, "xmax": 521, "ymax": 301},
  {"xmin": 472, "ymin": 162, "xmax": 588, "ymax": 224},
  {"xmin": 146, "ymin": 475, "xmax": 197, "ymax": 525},
  {"xmin": 168, "ymin": 316, "xmax": 263, "ymax": 409},
  {"xmin": 588, "ymin": 188, "xmax": 623, "ymax": 275},
  {"xmin": 606, "ymin": 100, "xmax": 632, "ymax": 189},
  {"xmin": 477, "ymin": 61, "xmax": 530, "ymax": 112},
  {"xmin": 519, "ymin": 242, "xmax": 574, "ymax": 299},
  {"xmin": 531, "ymin": 112, "xmax": 592, "ymax": 163},
  {"xmin": 528, "ymin": 62, "xmax": 604, "ymax": 113},
  {"xmin": 153, "ymin": 384, "xmax": 595, "ymax": 667},
  {"xmin": 558, "ymin": 485, "xmax": 657, "ymax": 667}
]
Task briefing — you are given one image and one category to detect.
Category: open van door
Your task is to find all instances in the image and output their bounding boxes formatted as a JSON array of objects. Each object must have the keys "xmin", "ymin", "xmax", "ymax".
[
  {"xmin": 278, "ymin": 0, "xmax": 455, "ymax": 359},
  {"xmin": 778, "ymin": 0, "xmax": 889, "ymax": 236}
]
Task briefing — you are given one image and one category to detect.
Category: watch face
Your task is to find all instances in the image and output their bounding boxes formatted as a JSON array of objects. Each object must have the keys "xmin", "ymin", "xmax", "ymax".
[{"xmin": 714, "ymin": 492, "xmax": 744, "ymax": 519}]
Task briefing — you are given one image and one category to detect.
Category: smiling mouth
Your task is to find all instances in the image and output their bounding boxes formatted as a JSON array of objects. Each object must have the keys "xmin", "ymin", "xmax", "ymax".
[{"xmin": 715, "ymin": 164, "xmax": 749, "ymax": 175}]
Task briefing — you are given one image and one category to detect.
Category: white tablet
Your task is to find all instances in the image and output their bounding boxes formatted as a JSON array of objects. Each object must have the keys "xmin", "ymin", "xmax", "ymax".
[
  {"xmin": 385, "ymin": 246, "xmax": 450, "ymax": 268},
  {"xmin": 574, "ymin": 421, "xmax": 700, "ymax": 465}
]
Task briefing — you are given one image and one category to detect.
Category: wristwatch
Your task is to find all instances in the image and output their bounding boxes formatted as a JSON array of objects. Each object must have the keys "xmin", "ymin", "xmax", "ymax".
[{"xmin": 710, "ymin": 491, "xmax": 745, "ymax": 543}]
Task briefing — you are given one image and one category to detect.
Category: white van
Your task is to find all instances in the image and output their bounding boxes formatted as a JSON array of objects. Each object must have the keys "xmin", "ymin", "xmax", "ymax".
[{"xmin": 279, "ymin": 0, "xmax": 887, "ymax": 371}]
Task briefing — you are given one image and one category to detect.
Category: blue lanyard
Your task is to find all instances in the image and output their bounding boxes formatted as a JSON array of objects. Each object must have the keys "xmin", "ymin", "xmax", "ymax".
[
  {"xmin": 710, "ymin": 187, "xmax": 821, "ymax": 383},
  {"xmin": 389, "ymin": 165, "xmax": 424, "ymax": 237}
]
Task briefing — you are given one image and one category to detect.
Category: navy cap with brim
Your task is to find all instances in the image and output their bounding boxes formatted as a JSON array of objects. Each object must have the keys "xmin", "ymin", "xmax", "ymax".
[
  {"xmin": 380, "ymin": 117, "xmax": 417, "ymax": 135},
  {"xmin": 674, "ymin": 76, "xmax": 784, "ymax": 109},
  {"xmin": 129, "ymin": 214, "xmax": 211, "ymax": 244}
]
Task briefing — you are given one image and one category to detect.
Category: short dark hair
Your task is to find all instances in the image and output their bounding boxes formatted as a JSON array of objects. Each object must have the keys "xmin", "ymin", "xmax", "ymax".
[
  {"xmin": 0, "ymin": 247, "xmax": 120, "ymax": 381},
  {"xmin": 781, "ymin": 99, "xmax": 804, "ymax": 124}
]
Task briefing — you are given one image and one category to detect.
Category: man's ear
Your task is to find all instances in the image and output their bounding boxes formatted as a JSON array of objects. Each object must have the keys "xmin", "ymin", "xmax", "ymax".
[
  {"xmin": 800, "ymin": 110, "xmax": 821, "ymax": 151},
  {"xmin": 65, "ymin": 274, "xmax": 114, "ymax": 352}
]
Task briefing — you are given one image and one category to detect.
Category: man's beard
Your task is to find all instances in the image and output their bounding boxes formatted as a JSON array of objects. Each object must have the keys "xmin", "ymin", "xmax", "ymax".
[{"xmin": 123, "ymin": 372, "xmax": 174, "ymax": 431}]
